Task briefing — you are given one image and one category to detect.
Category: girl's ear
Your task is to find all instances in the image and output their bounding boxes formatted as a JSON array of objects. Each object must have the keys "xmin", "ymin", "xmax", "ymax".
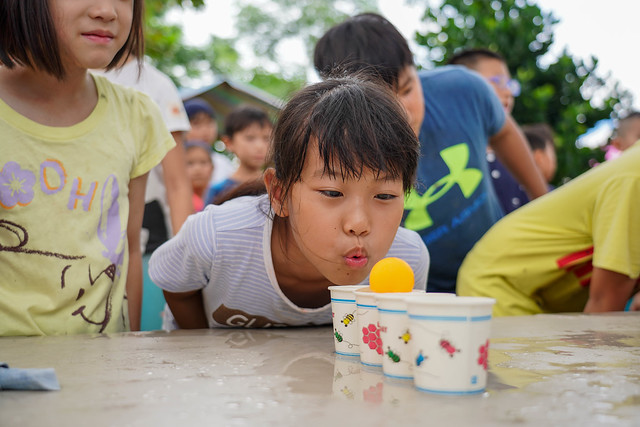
[{"xmin": 264, "ymin": 168, "xmax": 289, "ymax": 217}]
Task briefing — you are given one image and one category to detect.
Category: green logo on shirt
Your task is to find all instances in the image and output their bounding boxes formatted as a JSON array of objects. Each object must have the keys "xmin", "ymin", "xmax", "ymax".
[{"xmin": 404, "ymin": 143, "xmax": 482, "ymax": 230}]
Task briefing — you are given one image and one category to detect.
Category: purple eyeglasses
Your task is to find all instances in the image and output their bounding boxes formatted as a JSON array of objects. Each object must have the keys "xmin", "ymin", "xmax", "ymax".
[{"xmin": 486, "ymin": 76, "xmax": 521, "ymax": 97}]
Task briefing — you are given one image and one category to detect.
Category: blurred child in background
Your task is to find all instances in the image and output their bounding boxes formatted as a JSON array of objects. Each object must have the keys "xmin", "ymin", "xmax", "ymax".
[
  {"xmin": 185, "ymin": 141, "xmax": 215, "ymax": 212},
  {"xmin": 522, "ymin": 123, "xmax": 557, "ymax": 186},
  {"xmin": 183, "ymin": 98, "xmax": 235, "ymax": 185},
  {"xmin": 606, "ymin": 111, "xmax": 640, "ymax": 160},
  {"xmin": 205, "ymin": 105, "xmax": 272, "ymax": 205},
  {"xmin": 448, "ymin": 48, "xmax": 519, "ymax": 114}
]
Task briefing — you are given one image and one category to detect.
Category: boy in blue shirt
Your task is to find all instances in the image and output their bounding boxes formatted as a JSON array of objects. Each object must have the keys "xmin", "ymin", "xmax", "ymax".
[{"xmin": 314, "ymin": 13, "xmax": 548, "ymax": 293}]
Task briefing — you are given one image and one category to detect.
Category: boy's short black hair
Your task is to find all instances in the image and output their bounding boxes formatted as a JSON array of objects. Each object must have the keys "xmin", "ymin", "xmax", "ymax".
[
  {"xmin": 224, "ymin": 105, "xmax": 272, "ymax": 138},
  {"xmin": 522, "ymin": 123, "xmax": 554, "ymax": 151},
  {"xmin": 0, "ymin": 0, "xmax": 144, "ymax": 80},
  {"xmin": 313, "ymin": 13, "xmax": 414, "ymax": 89},
  {"xmin": 447, "ymin": 48, "xmax": 506, "ymax": 69}
]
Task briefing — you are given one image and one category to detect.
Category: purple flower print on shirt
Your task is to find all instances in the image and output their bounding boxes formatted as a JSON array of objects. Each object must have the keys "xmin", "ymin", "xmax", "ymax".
[{"xmin": 0, "ymin": 162, "xmax": 36, "ymax": 208}]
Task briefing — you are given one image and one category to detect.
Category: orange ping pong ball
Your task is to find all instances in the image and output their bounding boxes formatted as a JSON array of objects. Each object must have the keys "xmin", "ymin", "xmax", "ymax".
[{"xmin": 369, "ymin": 257, "xmax": 414, "ymax": 293}]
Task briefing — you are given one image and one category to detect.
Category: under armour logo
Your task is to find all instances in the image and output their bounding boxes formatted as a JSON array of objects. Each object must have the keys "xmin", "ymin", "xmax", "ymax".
[{"xmin": 404, "ymin": 143, "xmax": 482, "ymax": 230}]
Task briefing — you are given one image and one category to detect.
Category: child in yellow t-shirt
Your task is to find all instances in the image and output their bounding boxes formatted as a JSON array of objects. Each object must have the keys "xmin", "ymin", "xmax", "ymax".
[
  {"xmin": 0, "ymin": 1, "xmax": 173, "ymax": 335},
  {"xmin": 458, "ymin": 143, "xmax": 640, "ymax": 316}
]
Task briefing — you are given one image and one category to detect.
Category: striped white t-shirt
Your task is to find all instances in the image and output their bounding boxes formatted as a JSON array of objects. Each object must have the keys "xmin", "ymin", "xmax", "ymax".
[{"xmin": 149, "ymin": 195, "xmax": 429, "ymax": 328}]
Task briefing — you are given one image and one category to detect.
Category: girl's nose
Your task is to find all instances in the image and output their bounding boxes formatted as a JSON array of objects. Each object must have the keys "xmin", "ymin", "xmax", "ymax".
[
  {"xmin": 344, "ymin": 203, "xmax": 371, "ymax": 236},
  {"xmin": 89, "ymin": 0, "xmax": 118, "ymax": 21}
]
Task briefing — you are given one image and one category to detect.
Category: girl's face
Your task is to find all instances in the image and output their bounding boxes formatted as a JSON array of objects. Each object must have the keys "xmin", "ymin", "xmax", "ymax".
[
  {"xmin": 51, "ymin": 0, "xmax": 134, "ymax": 72},
  {"xmin": 185, "ymin": 146, "xmax": 214, "ymax": 195},
  {"xmin": 274, "ymin": 146, "xmax": 405, "ymax": 286}
]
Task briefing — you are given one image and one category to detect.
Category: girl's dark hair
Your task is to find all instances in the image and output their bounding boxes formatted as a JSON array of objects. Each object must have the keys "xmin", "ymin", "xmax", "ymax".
[
  {"xmin": 271, "ymin": 75, "xmax": 419, "ymax": 205},
  {"xmin": 0, "ymin": 0, "xmax": 145, "ymax": 79},
  {"xmin": 314, "ymin": 13, "xmax": 414, "ymax": 89},
  {"xmin": 224, "ymin": 105, "xmax": 272, "ymax": 138}
]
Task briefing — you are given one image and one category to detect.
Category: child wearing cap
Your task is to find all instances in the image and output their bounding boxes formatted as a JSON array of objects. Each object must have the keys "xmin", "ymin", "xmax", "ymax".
[{"xmin": 183, "ymin": 98, "xmax": 236, "ymax": 185}]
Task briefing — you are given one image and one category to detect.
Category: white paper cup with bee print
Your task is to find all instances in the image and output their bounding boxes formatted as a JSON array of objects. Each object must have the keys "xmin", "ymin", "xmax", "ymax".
[
  {"xmin": 407, "ymin": 296, "xmax": 495, "ymax": 395},
  {"xmin": 375, "ymin": 291, "xmax": 452, "ymax": 379},
  {"xmin": 329, "ymin": 285, "xmax": 367, "ymax": 357}
]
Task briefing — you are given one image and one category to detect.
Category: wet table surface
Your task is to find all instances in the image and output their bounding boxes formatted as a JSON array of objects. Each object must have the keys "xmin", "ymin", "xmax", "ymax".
[{"xmin": 1, "ymin": 312, "xmax": 639, "ymax": 426}]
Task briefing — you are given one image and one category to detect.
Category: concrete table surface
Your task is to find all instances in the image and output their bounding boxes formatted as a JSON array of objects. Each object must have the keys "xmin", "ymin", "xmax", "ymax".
[{"xmin": 1, "ymin": 312, "xmax": 639, "ymax": 426}]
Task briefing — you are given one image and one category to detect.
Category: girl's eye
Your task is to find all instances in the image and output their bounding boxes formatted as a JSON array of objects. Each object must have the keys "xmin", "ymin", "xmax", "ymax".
[
  {"xmin": 375, "ymin": 193, "xmax": 397, "ymax": 201},
  {"xmin": 320, "ymin": 190, "xmax": 342, "ymax": 198}
]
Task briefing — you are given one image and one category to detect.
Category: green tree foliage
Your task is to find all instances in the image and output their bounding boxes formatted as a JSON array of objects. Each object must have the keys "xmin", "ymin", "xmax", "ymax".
[
  {"xmin": 413, "ymin": 0, "xmax": 634, "ymax": 181},
  {"xmin": 144, "ymin": 0, "xmax": 209, "ymax": 84},
  {"xmin": 231, "ymin": 0, "xmax": 377, "ymax": 98},
  {"xmin": 144, "ymin": 0, "xmax": 377, "ymax": 100}
]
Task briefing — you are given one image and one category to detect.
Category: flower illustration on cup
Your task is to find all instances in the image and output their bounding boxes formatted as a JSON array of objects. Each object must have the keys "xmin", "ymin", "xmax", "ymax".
[{"xmin": 0, "ymin": 162, "xmax": 36, "ymax": 209}]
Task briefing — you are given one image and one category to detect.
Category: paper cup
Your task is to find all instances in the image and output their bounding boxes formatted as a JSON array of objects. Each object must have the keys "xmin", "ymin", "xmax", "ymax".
[
  {"xmin": 407, "ymin": 296, "xmax": 495, "ymax": 395},
  {"xmin": 354, "ymin": 289, "xmax": 383, "ymax": 367},
  {"xmin": 375, "ymin": 291, "xmax": 451, "ymax": 379},
  {"xmin": 329, "ymin": 285, "xmax": 367, "ymax": 357}
]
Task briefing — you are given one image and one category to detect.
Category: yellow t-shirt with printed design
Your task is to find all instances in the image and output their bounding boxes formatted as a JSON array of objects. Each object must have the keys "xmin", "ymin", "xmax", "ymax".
[
  {"xmin": 0, "ymin": 75, "xmax": 174, "ymax": 335},
  {"xmin": 457, "ymin": 143, "xmax": 640, "ymax": 316}
]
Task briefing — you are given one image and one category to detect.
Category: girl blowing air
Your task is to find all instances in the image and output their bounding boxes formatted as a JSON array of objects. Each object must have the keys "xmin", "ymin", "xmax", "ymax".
[
  {"xmin": 0, "ymin": 0, "xmax": 174, "ymax": 335},
  {"xmin": 149, "ymin": 76, "xmax": 431, "ymax": 329}
]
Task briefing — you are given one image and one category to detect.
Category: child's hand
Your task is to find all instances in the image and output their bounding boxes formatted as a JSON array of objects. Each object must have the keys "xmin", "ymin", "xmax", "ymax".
[{"xmin": 630, "ymin": 293, "xmax": 640, "ymax": 311}]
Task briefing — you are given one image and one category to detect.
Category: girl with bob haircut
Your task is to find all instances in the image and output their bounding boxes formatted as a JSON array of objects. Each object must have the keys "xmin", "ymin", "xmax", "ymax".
[
  {"xmin": 149, "ymin": 76, "xmax": 430, "ymax": 329},
  {"xmin": 0, "ymin": 0, "xmax": 174, "ymax": 335}
]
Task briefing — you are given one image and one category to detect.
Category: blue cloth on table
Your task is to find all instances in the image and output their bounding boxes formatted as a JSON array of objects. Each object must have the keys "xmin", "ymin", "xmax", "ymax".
[{"xmin": 0, "ymin": 362, "xmax": 60, "ymax": 391}]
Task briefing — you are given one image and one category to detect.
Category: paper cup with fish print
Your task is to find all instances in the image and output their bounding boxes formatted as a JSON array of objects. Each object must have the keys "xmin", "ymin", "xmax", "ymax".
[{"xmin": 407, "ymin": 296, "xmax": 495, "ymax": 395}]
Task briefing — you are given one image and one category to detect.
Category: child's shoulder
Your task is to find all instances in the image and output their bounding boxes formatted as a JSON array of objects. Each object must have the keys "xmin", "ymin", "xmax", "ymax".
[
  {"xmin": 391, "ymin": 226, "xmax": 428, "ymax": 252},
  {"xmin": 419, "ymin": 65, "xmax": 483, "ymax": 85},
  {"xmin": 92, "ymin": 74, "xmax": 156, "ymax": 108},
  {"xmin": 197, "ymin": 194, "xmax": 271, "ymax": 233}
]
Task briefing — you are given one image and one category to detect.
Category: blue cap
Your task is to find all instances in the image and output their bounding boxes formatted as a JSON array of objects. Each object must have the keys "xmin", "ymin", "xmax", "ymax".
[{"xmin": 184, "ymin": 98, "xmax": 216, "ymax": 119}]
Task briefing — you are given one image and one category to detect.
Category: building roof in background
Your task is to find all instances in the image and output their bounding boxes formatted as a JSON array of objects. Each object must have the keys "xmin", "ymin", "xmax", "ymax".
[{"xmin": 180, "ymin": 78, "xmax": 283, "ymax": 122}]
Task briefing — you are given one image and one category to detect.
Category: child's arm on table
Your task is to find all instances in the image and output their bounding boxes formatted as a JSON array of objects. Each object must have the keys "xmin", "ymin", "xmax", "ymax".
[
  {"xmin": 163, "ymin": 289, "xmax": 209, "ymax": 328},
  {"xmin": 126, "ymin": 173, "xmax": 149, "ymax": 331},
  {"xmin": 490, "ymin": 115, "xmax": 548, "ymax": 200},
  {"xmin": 584, "ymin": 267, "xmax": 637, "ymax": 313},
  {"xmin": 149, "ymin": 208, "xmax": 215, "ymax": 329}
]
